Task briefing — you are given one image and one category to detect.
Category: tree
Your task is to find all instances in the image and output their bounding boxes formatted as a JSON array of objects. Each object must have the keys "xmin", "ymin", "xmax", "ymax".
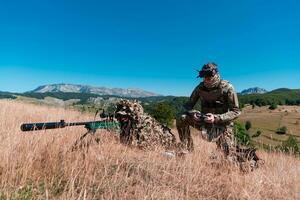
[
  {"xmin": 234, "ymin": 122, "xmax": 250, "ymax": 145},
  {"xmin": 245, "ymin": 121, "xmax": 252, "ymax": 131},
  {"xmin": 151, "ymin": 102, "xmax": 175, "ymax": 127},
  {"xmin": 269, "ymin": 103, "xmax": 278, "ymax": 110},
  {"xmin": 276, "ymin": 126, "xmax": 288, "ymax": 134}
]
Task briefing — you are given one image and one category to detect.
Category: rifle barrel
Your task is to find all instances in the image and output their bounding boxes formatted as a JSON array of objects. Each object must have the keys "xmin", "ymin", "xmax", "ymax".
[{"xmin": 20, "ymin": 120, "xmax": 66, "ymax": 132}]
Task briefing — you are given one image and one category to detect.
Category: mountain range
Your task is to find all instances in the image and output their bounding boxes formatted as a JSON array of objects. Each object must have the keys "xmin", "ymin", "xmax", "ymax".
[
  {"xmin": 240, "ymin": 87, "xmax": 268, "ymax": 95},
  {"xmin": 31, "ymin": 84, "xmax": 270, "ymax": 97},
  {"xmin": 30, "ymin": 84, "xmax": 161, "ymax": 98}
]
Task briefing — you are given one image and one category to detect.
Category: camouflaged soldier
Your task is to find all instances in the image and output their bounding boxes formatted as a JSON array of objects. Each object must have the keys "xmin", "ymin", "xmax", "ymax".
[
  {"xmin": 115, "ymin": 99, "xmax": 176, "ymax": 150},
  {"xmin": 176, "ymin": 62, "xmax": 241, "ymax": 157}
]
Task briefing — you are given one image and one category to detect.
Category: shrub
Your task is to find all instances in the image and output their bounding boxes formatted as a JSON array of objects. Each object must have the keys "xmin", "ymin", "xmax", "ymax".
[
  {"xmin": 234, "ymin": 122, "xmax": 250, "ymax": 145},
  {"xmin": 245, "ymin": 121, "xmax": 252, "ymax": 131},
  {"xmin": 252, "ymin": 130, "xmax": 262, "ymax": 138},
  {"xmin": 269, "ymin": 103, "xmax": 278, "ymax": 110},
  {"xmin": 276, "ymin": 126, "xmax": 288, "ymax": 134}
]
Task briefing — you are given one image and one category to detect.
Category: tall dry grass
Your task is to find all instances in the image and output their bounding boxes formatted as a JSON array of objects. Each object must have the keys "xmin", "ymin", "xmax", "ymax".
[{"xmin": 0, "ymin": 99, "xmax": 299, "ymax": 199}]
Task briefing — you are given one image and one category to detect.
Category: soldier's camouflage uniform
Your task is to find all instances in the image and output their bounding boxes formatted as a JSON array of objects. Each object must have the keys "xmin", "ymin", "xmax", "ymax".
[{"xmin": 176, "ymin": 79, "xmax": 241, "ymax": 157}]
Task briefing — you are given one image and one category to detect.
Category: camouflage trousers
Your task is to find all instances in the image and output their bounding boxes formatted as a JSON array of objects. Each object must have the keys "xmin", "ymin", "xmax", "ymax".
[{"xmin": 176, "ymin": 112, "xmax": 235, "ymax": 157}]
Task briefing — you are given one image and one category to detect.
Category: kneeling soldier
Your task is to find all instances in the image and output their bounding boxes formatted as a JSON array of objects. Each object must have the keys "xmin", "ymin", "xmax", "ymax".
[{"xmin": 177, "ymin": 62, "xmax": 260, "ymax": 169}]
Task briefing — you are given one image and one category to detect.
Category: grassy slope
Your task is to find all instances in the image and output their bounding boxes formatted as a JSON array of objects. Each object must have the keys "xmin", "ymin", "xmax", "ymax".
[
  {"xmin": 238, "ymin": 105, "xmax": 300, "ymax": 147},
  {"xmin": 0, "ymin": 100, "xmax": 300, "ymax": 199}
]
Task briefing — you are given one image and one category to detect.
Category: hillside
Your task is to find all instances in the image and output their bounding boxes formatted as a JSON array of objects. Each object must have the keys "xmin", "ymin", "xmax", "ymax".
[
  {"xmin": 0, "ymin": 99, "xmax": 299, "ymax": 199},
  {"xmin": 239, "ymin": 89, "xmax": 300, "ymax": 106},
  {"xmin": 0, "ymin": 91, "xmax": 16, "ymax": 99},
  {"xmin": 238, "ymin": 105, "xmax": 300, "ymax": 148}
]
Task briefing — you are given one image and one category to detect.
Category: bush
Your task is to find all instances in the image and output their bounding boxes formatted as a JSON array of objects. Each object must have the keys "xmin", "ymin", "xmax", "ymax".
[
  {"xmin": 269, "ymin": 103, "xmax": 278, "ymax": 110},
  {"xmin": 150, "ymin": 102, "xmax": 175, "ymax": 127},
  {"xmin": 234, "ymin": 122, "xmax": 250, "ymax": 145},
  {"xmin": 252, "ymin": 130, "xmax": 262, "ymax": 138},
  {"xmin": 245, "ymin": 121, "xmax": 252, "ymax": 131},
  {"xmin": 276, "ymin": 126, "xmax": 288, "ymax": 134}
]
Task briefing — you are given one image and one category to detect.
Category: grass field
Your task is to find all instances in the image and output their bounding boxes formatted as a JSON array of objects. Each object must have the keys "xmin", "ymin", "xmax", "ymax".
[
  {"xmin": 238, "ymin": 105, "xmax": 300, "ymax": 147},
  {"xmin": 0, "ymin": 100, "xmax": 300, "ymax": 199}
]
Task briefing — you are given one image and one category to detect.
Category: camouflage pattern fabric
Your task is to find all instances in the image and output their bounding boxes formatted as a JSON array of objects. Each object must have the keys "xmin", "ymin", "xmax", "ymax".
[
  {"xmin": 115, "ymin": 99, "xmax": 176, "ymax": 150},
  {"xmin": 177, "ymin": 80, "xmax": 240, "ymax": 150},
  {"xmin": 177, "ymin": 79, "xmax": 260, "ymax": 169}
]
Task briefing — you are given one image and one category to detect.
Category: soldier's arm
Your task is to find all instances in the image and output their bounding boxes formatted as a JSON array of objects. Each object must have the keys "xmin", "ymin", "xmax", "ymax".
[
  {"xmin": 183, "ymin": 85, "xmax": 201, "ymax": 111},
  {"xmin": 215, "ymin": 85, "xmax": 241, "ymax": 123}
]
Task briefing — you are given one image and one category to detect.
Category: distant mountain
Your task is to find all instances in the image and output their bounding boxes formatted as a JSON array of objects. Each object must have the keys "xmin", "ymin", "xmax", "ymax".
[
  {"xmin": 0, "ymin": 91, "xmax": 16, "ymax": 99},
  {"xmin": 240, "ymin": 87, "xmax": 268, "ymax": 95},
  {"xmin": 29, "ymin": 84, "xmax": 161, "ymax": 98}
]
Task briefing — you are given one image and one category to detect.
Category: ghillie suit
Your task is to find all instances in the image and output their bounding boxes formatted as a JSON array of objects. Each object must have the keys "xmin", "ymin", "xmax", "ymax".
[{"xmin": 115, "ymin": 99, "xmax": 176, "ymax": 150}]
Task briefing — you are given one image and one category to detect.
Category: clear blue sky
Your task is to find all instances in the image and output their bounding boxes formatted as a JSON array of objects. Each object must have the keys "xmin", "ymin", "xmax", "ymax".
[{"xmin": 0, "ymin": 0, "xmax": 299, "ymax": 96}]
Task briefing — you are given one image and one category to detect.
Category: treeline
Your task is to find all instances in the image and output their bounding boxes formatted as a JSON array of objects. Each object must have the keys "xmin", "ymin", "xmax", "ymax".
[
  {"xmin": 2, "ymin": 88, "xmax": 300, "ymax": 117},
  {"xmin": 239, "ymin": 89, "xmax": 300, "ymax": 107},
  {"xmin": 142, "ymin": 97, "xmax": 189, "ymax": 126},
  {"xmin": 141, "ymin": 89, "xmax": 300, "ymax": 126},
  {"xmin": 143, "ymin": 89, "xmax": 300, "ymax": 117}
]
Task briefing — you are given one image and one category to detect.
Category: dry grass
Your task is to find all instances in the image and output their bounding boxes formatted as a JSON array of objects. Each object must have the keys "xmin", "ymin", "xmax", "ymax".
[
  {"xmin": 0, "ymin": 100, "xmax": 300, "ymax": 199},
  {"xmin": 239, "ymin": 105, "xmax": 300, "ymax": 146}
]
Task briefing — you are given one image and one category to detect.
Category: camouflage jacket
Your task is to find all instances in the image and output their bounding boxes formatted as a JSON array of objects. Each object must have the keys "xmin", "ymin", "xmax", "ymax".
[{"xmin": 184, "ymin": 80, "xmax": 241, "ymax": 125}]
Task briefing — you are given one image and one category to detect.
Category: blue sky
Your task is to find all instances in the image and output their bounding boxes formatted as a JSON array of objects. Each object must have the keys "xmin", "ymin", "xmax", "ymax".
[{"xmin": 0, "ymin": 0, "xmax": 299, "ymax": 96}]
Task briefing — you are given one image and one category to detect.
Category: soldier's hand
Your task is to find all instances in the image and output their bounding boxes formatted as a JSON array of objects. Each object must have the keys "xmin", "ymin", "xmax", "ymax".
[{"xmin": 204, "ymin": 113, "xmax": 215, "ymax": 123}]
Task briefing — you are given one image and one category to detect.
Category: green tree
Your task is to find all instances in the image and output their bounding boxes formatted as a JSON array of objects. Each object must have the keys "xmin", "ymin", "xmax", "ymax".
[
  {"xmin": 234, "ymin": 122, "xmax": 250, "ymax": 145},
  {"xmin": 245, "ymin": 120, "xmax": 252, "ymax": 131},
  {"xmin": 151, "ymin": 102, "xmax": 175, "ymax": 127},
  {"xmin": 269, "ymin": 103, "xmax": 278, "ymax": 110},
  {"xmin": 276, "ymin": 126, "xmax": 288, "ymax": 134}
]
